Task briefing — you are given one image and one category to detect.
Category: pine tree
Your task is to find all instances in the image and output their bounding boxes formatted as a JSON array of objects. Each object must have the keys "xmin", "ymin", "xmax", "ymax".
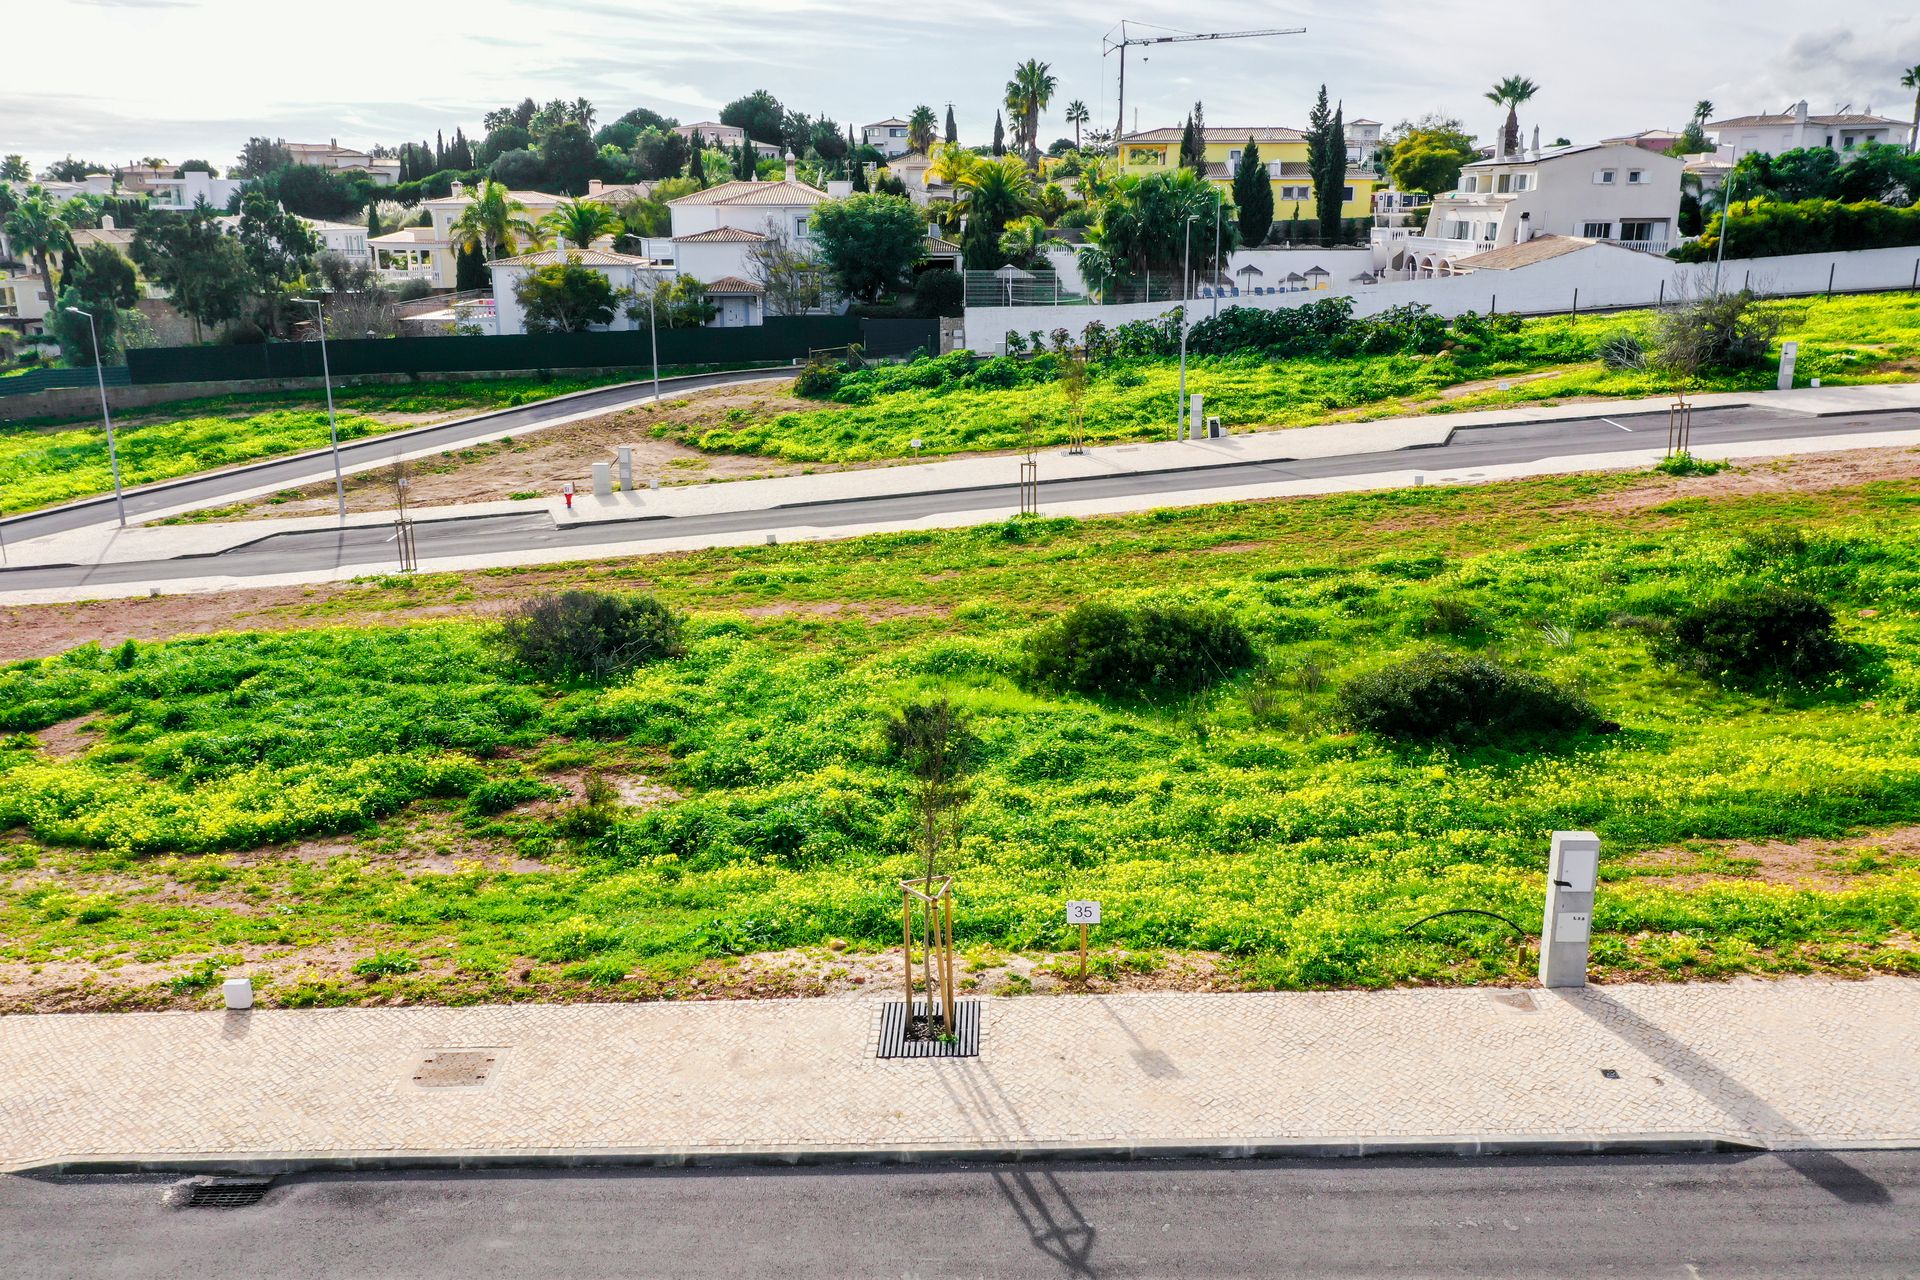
[
  {"xmin": 945, "ymin": 105, "xmax": 958, "ymax": 145},
  {"xmin": 992, "ymin": 112, "xmax": 1005, "ymax": 156},
  {"xmin": 1232, "ymin": 137, "xmax": 1273, "ymax": 246}
]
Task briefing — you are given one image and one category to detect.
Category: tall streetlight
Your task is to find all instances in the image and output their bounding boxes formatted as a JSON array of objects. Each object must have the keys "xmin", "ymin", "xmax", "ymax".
[
  {"xmin": 292, "ymin": 294, "xmax": 348, "ymax": 519},
  {"xmin": 646, "ymin": 286, "xmax": 661, "ymax": 403},
  {"xmin": 1211, "ymin": 200, "xmax": 1226, "ymax": 319},
  {"xmin": 1176, "ymin": 214, "xmax": 1199, "ymax": 440},
  {"xmin": 64, "ymin": 306, "xmax": 126, "ymax": 526},
  {"xmin": 1711, "ymin": 150, "xmax": 1741, "ymax": 297}
]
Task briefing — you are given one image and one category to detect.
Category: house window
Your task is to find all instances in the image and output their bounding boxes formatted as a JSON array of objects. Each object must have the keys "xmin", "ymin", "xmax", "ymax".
[
  {"xmin": 1582, "ymin": 221, "xmax": 1613, "ymax": 238},
  {"xmin": 1342, "ymin": 186, "xmax": 1354, "ymax": 201},
  {"xmin": 1447, "ymin": 220, "xmax": 1472, "ymax": 240},
  {"xmin": 1228, "ymin": 150, "xmax": 1242, "ymax": 165},
  {"xmin": 1594, "ymin": 169, "xmax": 1616, "ymax": 184},
  {"xmin": 891, "ymin": 128, "xmax": 906, "ymax": 138},
  {"xmin": 1512, "ymin": 173, "xmax": 1531, "ymax": 191},
  {"xmin": 1462, "ymin": 175, "xmax": 1478, "ymax": 192},
  {"xmin": 794, "ymin": 216, "xmax": 809, "ymax": 238},
  {"xmin": 1627, "ymin": 169, "xmax": 1645, "ymax": 184},
  {"xmin": 1496, "ymin": 173, "xmax": 1511, "ymax": 193},
  {"xmin": 1619, "ymin": 219, "xmax": 1664, "ymax": 242},
  {"xmin": 1843, "ymin": 135, "xmax": 1856, "ymax": 149}
]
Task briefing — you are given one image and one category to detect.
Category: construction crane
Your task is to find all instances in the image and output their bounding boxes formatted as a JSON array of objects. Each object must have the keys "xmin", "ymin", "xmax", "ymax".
[{"xmin": 1102, "ymin": 21, "xmax": 1306, "ymax": 152}]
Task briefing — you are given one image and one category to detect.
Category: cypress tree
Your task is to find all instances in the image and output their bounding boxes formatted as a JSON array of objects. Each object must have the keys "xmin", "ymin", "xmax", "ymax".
[
  {"xmin": 992, "ymin": 112, "xmax": 1005, "ymax": 156},
  {"xmin": 851, "ymin": 158, "xmax": 869, "ymax": 191},
  {"xmin": 1178, "ymin": 115, "xmax": 1199, "ymax": 172},
  {"xmin": 1233, "ymin": 137, "xmax": 1273, "ymax": 246},
  {"xmin": 944, "ymin": 105, "xmax": 958, "ymax": 145},
  {"xmin": 435, "ymin": 129, "xmax": 445, "ymax": 168},
  {"xmin": 366, "ymin": 204, "xmax": 382, "ymax": 240},
  {"xmin": 689, "ymin": 130, "xmax": 707, "ymax": 185},
  {"xmin": 1307, "ymin": 87, "xmax": 1345, "ymax": 246}
]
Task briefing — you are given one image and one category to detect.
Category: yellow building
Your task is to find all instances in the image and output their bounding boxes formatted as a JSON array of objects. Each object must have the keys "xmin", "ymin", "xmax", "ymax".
[{"xmin": 1116, "ymin": 126, "xmax": 1381, "ymax": 223}]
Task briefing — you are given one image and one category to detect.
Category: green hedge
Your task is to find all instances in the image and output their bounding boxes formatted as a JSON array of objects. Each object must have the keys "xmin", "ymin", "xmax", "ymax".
[{"xmin": 1673, "ymin": 198, "xmax": 1920, "ymax": 262}]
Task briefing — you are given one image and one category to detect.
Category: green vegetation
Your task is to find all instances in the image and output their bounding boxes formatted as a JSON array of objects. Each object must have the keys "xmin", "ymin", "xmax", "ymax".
[
  {"xmin": 2, "ymin": 467, "xmax": 1918, "ymax": 1007},
  {"xmin": 663, "ymin": 294, "xmax": 1920, "ymax": 464},
  {"xmin": 0, "ymin": 370, "xmax": 757, "ymax": 514}
]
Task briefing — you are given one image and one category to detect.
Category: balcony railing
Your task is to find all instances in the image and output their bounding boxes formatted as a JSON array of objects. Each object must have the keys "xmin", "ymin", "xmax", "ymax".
[{"xmin": 1599, "ymin": 238, "xmax": 1670, "ymax": 255}]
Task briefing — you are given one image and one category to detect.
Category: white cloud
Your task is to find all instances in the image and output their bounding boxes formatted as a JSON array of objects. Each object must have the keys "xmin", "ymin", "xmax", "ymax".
[{"xmin": 7, "ymin": 0, "xmax": 1916, "ymax": 172}]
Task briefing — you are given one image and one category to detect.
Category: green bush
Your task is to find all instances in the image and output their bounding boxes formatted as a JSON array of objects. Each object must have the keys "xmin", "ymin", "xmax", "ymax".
[
  {"xmin": 1338, "ymin": 649, "xmax": 1603, "ymax": 742},
  {"xmin": 499, "ymin": 591, "xmax": 685, "ymax": 682},
  {"xmin": 1027, "ymin": 601, "xmax": 1255, "ymax": 699},
  {"xmin": 463, "ymin": 776, "xmax": 564, "ymax": 817},
  {"xmin": 792, "ymin": 356, "xmax": 842, "ymax": 399},
  {"xmin": 1673, "ymin": 197, "xmax": 1920, "ymax": 262},
  {"xmin": 1659, "ymin": 589, "xmax": 1848, "ymax": 686}
]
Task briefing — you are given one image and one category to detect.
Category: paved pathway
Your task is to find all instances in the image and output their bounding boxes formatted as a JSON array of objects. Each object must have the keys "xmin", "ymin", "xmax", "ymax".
[{"xmin": 3, "ymin": 978, "xmax": 1914, "ymax": 1172}]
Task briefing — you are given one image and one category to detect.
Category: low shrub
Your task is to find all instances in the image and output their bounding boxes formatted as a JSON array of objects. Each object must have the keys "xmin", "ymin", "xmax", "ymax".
[
  {"xmin": 1654, "ymin": 453, "xmax": 1728, "ymax": 476},
  {"xmin": 1027, "ymin": 601, "xmax": 1255, "ymax": 699},
  {"xmin": 463, "ymin": 776, "xmax": 563, "ymax": 817},
  {"xmin": 499, "ymin": 591, "xmax": 685, "ymax": 682},
  {"xmin": 791, "ymin": 355, "xmax": 842, "ymax": 400},
  {"xmin": 1659, "ymin": 588, "xmax": 1848, "ymax": 686},
  {"xmin": 1338, "ymin": 649, "xmax": 1603, "ymax": 742}
]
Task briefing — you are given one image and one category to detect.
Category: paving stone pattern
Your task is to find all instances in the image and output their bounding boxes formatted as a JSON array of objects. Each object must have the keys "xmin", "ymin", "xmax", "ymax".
[{"xmin": 3, "ymin": 978, "xmax": 1916, "ymax": 1169}]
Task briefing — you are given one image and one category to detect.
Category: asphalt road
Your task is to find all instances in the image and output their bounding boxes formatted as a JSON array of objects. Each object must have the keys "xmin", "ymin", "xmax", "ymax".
[
  {"xmin": 0, "ymin": 366, "xmax": 798, "ymax": 543},
  {"xmin": 1, "ymin": 1151, "xmax": 1914, "ymax": 1279},
  {"xmin": 4, "ymin": 405, "xmax": 1916, "ymax": 595}
]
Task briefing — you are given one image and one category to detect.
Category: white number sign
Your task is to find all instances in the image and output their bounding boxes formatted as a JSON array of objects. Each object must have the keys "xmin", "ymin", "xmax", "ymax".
[{"xmin": 1066, "ymin": 900, "xmax": 1101, "ymax": 925}]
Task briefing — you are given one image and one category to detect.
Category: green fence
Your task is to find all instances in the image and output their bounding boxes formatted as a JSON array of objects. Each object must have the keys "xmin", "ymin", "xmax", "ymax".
[
  {"xmin": 0, "ymin": 366, "xmax": 132, "ymax": 398},
  {"xmin": 125, "ymin": 318, "xmax": 939, "ymax": 386}
]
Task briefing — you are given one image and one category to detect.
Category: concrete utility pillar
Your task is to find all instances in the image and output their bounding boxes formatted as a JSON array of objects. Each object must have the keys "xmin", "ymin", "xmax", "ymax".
[
  {"xmin": 591, "ymin": 462, "xmax": 613, "ymax": 497},
  {"xmin": 616, "ymin": 446, "xmax": 634, "ymax": 492},
  {"xmin": 1540, "ymin": 831, "xmax": 1600, "ymax": 988},
  {"xmin": 1189, "ymin": 394, "xmax": 1204, "ymax": 441},
  {"xmin": 1777, "ymin": 341, "xmax": 1799, "ymax": 391}
]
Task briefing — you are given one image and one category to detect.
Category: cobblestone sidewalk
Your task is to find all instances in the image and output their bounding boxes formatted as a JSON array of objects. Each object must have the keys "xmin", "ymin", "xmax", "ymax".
[{"xmin": 3, "ymin": 978, "xmax": 1915, "ymax": 1173}]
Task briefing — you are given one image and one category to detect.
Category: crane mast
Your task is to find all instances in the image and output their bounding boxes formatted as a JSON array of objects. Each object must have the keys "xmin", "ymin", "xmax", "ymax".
[{"xmin": 1102, "ymin": 21, "xmax": 1307, "ymax": 153}]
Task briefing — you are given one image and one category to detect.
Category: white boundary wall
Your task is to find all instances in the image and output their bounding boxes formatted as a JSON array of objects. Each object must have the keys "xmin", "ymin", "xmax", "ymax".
[{"xmin": 968, "ymin": 244, "xmax": 1920, "ymax": 354}]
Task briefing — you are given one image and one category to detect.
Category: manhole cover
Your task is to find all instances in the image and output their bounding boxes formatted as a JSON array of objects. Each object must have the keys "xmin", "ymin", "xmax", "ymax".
[
  {"xmin": 178, "ymin": 1179, "xmax": 272, "ymax": 1209},
  {"xmin": 413, "ymin": 1049, "xmax": 500, "ymax": 1088},
  {"xmin": 875, "ymin": 1000, "xmax": 980, "ymax": 1059}
]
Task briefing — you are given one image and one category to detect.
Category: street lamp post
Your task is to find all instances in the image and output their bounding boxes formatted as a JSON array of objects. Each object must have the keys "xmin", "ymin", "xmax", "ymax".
[
  {"xmin": 64, "ymin": 307, "xmax": 126, "ymax": 526},
  {"xmin": 1177, "ymin": 215, "xmax": 1198, "ymax": 439},
  {"xmin": 647, "ymin": 289, "xmax": 661, "ymax": 403},
  {"xmin": 1711, "ymin": 152, "xmax": 1740, "ymax": 297},
  {"xmin": 293, "ymin": 295, "xmax": 348, "ymax": 519},
  {"xmin": 1212, "ymin": 201, "xmax": 1225, "ymax": 319}
]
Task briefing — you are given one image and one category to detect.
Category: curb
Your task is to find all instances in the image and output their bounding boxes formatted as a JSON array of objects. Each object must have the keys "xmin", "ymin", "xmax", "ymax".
[{"xmin": 6, "ymin": 1133, "xmax": 1792, "ymax": 1177}]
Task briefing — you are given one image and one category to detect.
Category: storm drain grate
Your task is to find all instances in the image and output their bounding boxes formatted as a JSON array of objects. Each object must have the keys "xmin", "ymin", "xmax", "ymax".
[
  {"xmin": 413, "ymin": 1049, "xmax": 500, "ymax": 1088},
  {"xmin": 183, "ymin": 1180, "xmax": 271, "ymax": 1209},
  {"xmin": 875, "ymin": 1000, "xmax": 981, "ymax": 1059}
]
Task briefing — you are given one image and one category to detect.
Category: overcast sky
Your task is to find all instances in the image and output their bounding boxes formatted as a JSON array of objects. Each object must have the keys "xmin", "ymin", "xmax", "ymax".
[{"xmin": 7, "ymin": 0, "xmax": 1919, "ymax": 172}]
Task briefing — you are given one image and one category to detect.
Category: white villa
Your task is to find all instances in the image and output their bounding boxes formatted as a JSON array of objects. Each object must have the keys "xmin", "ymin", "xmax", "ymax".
[
  {"xmin": 664, "ymin": 162, "xmax": 832, "ymax": 326},
  {"xmin": 148, "ymin": 170, "xmax": 246, "ymax": 211},
  {"xmin": 671, "ymin": 122, "xmax": 781, "ymax": 159},
  {"xmin": 283, "ymin": 140, "xmax": 401, "ymax": 184},
  {"xmin": 862, "ymin": 119, "xmax": 912, "ymax": 158},
  {"xmin": 369, "ymin": 184, "xmax": 571, "ymax": 288},
  {"xmin": 1707, "ymin": 102, "xmax": 1912, "ymax": 158},
  {"xmin": 1379, "ymin": 141, "xmax": 1683, "ymax": 278},
  {"xmin": 485, "ymin": 247, "xmax": 668, "ymax": 336}
]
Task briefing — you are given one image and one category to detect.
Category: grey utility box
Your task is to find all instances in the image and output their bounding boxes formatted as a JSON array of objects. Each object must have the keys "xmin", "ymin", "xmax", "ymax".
[{"xmin": 1539, "ymin": 830, "xmax": 1600, "ymax": 988}]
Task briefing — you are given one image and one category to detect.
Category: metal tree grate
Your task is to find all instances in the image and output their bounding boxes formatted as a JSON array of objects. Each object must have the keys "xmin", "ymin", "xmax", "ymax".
[
  {"xmin": 183, "ymin": 1180, "xmax": 271, "ymax": 1209},
  {"xmin": 413, "ymin": 1049, "xmax": 499, "ymax": 1088},
  {"xmin": 875, "ymin": 999, "xmax": 980, "ymax": 1059}
]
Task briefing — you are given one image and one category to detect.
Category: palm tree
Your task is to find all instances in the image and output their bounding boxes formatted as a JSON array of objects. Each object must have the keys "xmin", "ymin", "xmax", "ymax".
[
  {"xmin": 3, "ymin": 185, "xmax": 73, "ymax": 318},
  {"xmin": 1693, "ymin": 100, "xmax": 1716, "ymax": 124},
  {"xmin": 447, "ymin": 180, "xmax": 537, "ymax": 261},
  {"xmin": 998, "ymin": 216, "xmax": 1057, "ymax": 269},
  {"xmin": 1004, "ymin": 59, "xmax": 1059, "ymax": 170},
  {"xmin": 956, "ymin": 155, "xmax": 1037, "ymax": 267},
  {"xmin": 1065, "ymin": 100, "xmax": 1091, "ymax": 150},
  {"xmin": 906, "ymin": 105, "xmax": 939, "ymax": 155},
  {"xmin": 1484, "ymin": 75, "xmax": 1541, "ymax": 156},
  {"xmin": 1902, "ymin": 67, "xmax": 1920, "ymax": 152},
  {"xmin": 543, "ymin": 198, "xmax": 621, "ymax": 249},
  {"xmin": 928, "ymin": 142, "xmax": 981, "ymax": 188}
]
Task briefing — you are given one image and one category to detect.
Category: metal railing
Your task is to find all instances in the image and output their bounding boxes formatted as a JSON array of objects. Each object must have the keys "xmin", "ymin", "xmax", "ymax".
[{"xmin": 1600, "ymin": 238, "xmax": 1671, "ymax": 255}]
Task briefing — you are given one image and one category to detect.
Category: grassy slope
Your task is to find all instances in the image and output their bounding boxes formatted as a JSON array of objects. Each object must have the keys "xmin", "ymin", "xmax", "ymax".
[
  {"xmin": 663, "ymin": 295, "xmax": 1920, "ymax": 462},
  {"xmin": 1, "ymin": 465, "xmax": 1917, "ymax": 1008},
  {"xmin": 0, "ymin": 368, "xmax": 761, "ymax": 515}
]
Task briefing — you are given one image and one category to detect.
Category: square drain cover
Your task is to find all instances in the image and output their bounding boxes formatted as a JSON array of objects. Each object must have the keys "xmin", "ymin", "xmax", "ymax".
[
  {"xmin": 875, "ymin": 1000, "xmax": 980, "ymax": 1059},
  {"xmin": 413, "ymin": 1049, "xmax": 500, "ymax": 1088}
]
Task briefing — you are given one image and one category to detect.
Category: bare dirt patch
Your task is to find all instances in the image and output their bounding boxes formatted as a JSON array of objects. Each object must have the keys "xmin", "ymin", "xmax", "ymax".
[
  {"xmin": 1619, "ymin": 826, "xmax": 1920, "ymax": 890},
  {"xmin": 30, "ymin": 715, "xmax": 99, "ymax": 759},
  {"xmin": 1571, "ymin": 446, "xmax": 1920, "ymax": 516}
]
